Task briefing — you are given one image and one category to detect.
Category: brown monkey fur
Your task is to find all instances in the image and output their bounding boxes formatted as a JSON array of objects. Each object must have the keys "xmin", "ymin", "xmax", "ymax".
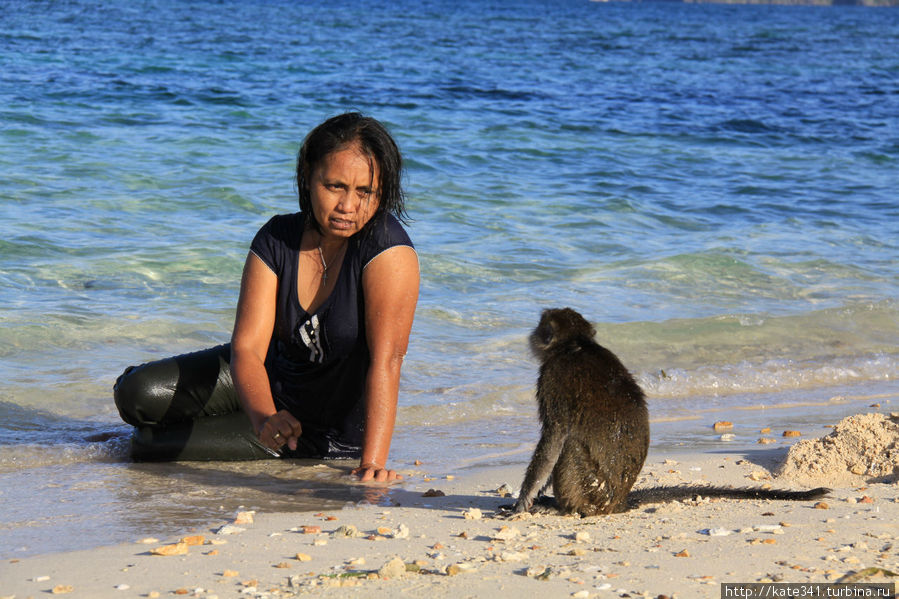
[{"xmin": 511, "ymin": 308, "xmax": 828, "ymax": 517}]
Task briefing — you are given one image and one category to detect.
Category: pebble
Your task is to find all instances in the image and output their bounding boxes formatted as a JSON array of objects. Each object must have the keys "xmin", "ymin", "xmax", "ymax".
[
  {"xmin": 150, "ymin": 542, "xmax": 189, "ymax": 556},
  {"xmin": 332, "ymin": 524, "xmax": 360, "ymax": 538},
  {"xmin": 137, "ymin": 537, "xmax": 160, "ymax": 544},
  {"xmin": 713, "ymin": 421, "xmax": 733, "ymax": 431},
  {"xmin": 115, "ymin": 584, "xmax": 130, "ymax": 590},
  {"xmin": 574, "ymin": 531, "xmax": 591, "ymax": 543},
  {"xmin": 493, "ymin": 526, "xmax": 520, "ymax": 541},
  {"xmin": 675, "ymin": 550, "xmax": 690, "ymax": 557},
  {"xmin": 495, "ymin": 484, "xmax": 514, "ymax": 497},
  {"xmin": 782, "ymin": 430, "xmax": 801, "ymax": 437},
  {"xmin": 377, "ymin": 556, "xmax": 406, "ymax": 580},
  {"xmin": 814, "ymin": 502, "xmax": 830, "ymax": 510},
  {"xmin": 499, "ymin": 551, "xmax": 528, "ymax": 562},
  {"xmin": 463, "ymin": 507, "xmax": 483, "ymax": 520},
  {"xmin": 422, "ymin": 489, "xmax": 445, "ymax": 497},
  {"xmin": 181, "ymin": 535, "xmax": 205, "ymax": 546},
  {"xmin": 233, "ymin": 511, "xmax": 255, "ymax": 525},
  {"xmin": 295, "ymin": 553, "xmax": 312, "ymax": 561},
  {"xmin": 215, "ymin": 524, "xmax": 245, "ymax": 535},
  {"xmin": 572, "ymin": 591, "xmax": 590, "ymax": 598},
  {"xmin": 302, "ymin": 525, "xmax": 322, "ymax": 534},
  {"xmin": 703, "ymin": 528, "xmax": 732, "ymax": 537},
  {"xmin": 51, "ymin": 585, "xmax": 74, "ymax": 594}
]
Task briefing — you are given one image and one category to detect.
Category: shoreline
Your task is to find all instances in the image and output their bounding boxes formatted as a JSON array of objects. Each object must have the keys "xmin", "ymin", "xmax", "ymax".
[{"xmin": 3, "ymin": 436, "xmax": 897, "ymax": 599}]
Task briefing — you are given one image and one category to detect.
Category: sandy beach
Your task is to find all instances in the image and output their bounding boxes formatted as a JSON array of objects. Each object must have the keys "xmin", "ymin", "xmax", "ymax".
[{"xmin": 3, "ymin": 414, "xmax": 897, "ymax": 599}]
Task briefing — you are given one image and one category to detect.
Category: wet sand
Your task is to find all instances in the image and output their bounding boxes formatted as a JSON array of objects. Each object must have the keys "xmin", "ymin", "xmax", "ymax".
[{"xmin": 2, "ymin": 414, "xmax": 897, "ymax": 599}]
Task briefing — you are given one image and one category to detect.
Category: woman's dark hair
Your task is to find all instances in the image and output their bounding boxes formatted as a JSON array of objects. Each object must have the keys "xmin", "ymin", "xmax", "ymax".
[{"xmin": 296, "ymin": 112, "xmax": 408, "ymax": 233}]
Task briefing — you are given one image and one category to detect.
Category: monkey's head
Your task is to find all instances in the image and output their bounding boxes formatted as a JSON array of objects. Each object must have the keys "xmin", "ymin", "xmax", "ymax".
[{"xmin": 529, "ymin": 307, "xmax": 597, "ymax": 360}]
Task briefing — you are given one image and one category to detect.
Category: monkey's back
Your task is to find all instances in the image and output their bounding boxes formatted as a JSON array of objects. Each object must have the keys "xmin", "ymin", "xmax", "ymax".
[{"xmin": 539, "ymin": 336, "xmax": 650, "ymax": 516}]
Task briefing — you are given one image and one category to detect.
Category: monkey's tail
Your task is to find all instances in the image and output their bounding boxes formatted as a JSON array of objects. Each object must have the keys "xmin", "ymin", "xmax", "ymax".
[{"xmin": 626, "ymin": 485, "xmax": 830, "ymax": 509}]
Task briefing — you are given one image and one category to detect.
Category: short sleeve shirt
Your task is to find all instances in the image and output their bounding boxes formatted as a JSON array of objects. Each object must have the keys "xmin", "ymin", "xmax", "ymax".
[{"xmin": 249, "ymin": 212, "xmax": 414, "ymax": 456}]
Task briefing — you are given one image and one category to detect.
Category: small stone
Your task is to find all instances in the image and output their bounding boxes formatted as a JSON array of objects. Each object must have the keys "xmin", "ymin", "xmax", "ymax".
[
  {"xmin": 499, "ymin": 551, "xmax": 528, "ymax": 562},
  {"xmin": 526, "ymin": 566, "xmax": 552, "ymax": 579},
  {"xmin": 302, "ymin": 525, "xmax": 321, "ymax": 534},
  {"xmin": 758, "ymin": 438, "xmax": 776, "ymax": 445},
  {"xmin": 446, "ymin": 562, "xmax": 476, "ymax": 576},
  {"xmin": 348, "ymin": 557, "xmax": 366, "ymax": 566},
  {"xmin": 414, "ymin": 459, "xmax": 423, "ymax": 465},
  {"xmin": 181, "ymin": 535, "xmax": 205, "ymax": 546},
  {"xmin": 495, "ymin": 484, "xmax": 514, "ymax": 497},
  {"xmin": 850, "ymin": 464, "xmax": 866, "ymax": 475},
  {"xmin": 392, "ymin": 523, "xmax": 410, "ymax": 539},
  {"xmin": 51, "ymin": 585, "xmax": 74, "ymax": 594},
  {"xmin": 493, "ymin": 526, "xmax": 520, "ymax": 541},
  {"xmin": 760, "ymin": 427, "xmax": 771, "ymax": 434},
  {"xmin": 234, "ymin": 511, "xmax": 255, "ymax": 525},
  {"xmin": 313, "ymin": 538, "xmax": 328, "ymax": 546},
  {"xmin": 675, "ymin": 550, "xmax": 690, "ymax": 557},
  {"xmin": 215, "ymin": 524, "xmax": 245, "ymax": 535},
  {"xmin": 748, "ymin": 471, "xmax": 769, "ymax": 481},
  {"xmin": 148, "ymin": 592, "xmax": 160, "ymax": 598},
  {"xmin": 205, "ymin": 549, "xmax": 219, "ymax": 556},
  {"xmin": 704, "ymin": 528, "xmax": 732, "ymax": 537},
  {"xmin": 446, "ymin": 475, "xmax": 455, "ymax": 480},
  {"xmin": 782, "ymin": 430, "xmax": 801, "ymax": 437},
  {"xmin": 137, "ymin": 537, "xmax": 160, "ymax": 544},
  {"xmin": 378, "ymin": 557, "xmax": 407, "ymax": 580},
  {"xmin": 222, "ymin": 570, "xmax": 239, "ymax": 577},
  {"xmin": 859, "ymin": 496, "xmax": 874, "ymax": 504},
  {"xmin": 274, "ymin": 562, "xmax": 290, "ymax": 569},
  {"xmin": 572, "ymin": 591, "xmax": 590, "ymax": 598},
  {"xmin": 150, "ymin": 542, "xmax": 189, "ymax": 556},
  {"xmin": 568, "ymin": 548, "xmax": 588, "ymax": 556},
  {"xmin": 814, "ymin": 502, "xmax": 829, "ymax": 510},
  {"xmin": 422, "ymin": 489, "xmax": 445, "ymax": 497},
  {"xmin": 332, "ymin": 524, "xmax": 359, "ymax": 538},
  {"xmin": 115, "ymin": 584, "xmax": 130, "ymax": 590},
  {"xmin": 295, "ymin": 553, "xmax": 312, "ymax": 561},
  {"xmin": 574, "ymin": 531, "xmax": 591, "ymax": 543},
  {"xmin": 463, "ymin": 508, "xmax": 483, "ymax": 520},
  {"xmin": 713, "ymin": 421, "xmax": 733, "ymax": 431}
]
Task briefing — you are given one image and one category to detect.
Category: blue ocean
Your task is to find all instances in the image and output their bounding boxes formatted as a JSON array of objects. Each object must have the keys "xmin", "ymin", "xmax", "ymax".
[{"xmin": 1, "ymin": 0, "xmax": 897, "ymax": 557}]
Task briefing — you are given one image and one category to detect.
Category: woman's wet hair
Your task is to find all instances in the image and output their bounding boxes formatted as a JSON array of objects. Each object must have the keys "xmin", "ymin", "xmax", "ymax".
[{"xmin": 296, "ymin": 112, "xmax": 408, "ymax": 232}]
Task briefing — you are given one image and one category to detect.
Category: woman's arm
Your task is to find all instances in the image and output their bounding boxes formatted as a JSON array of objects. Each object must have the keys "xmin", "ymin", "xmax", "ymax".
[
  {"xmin": 231, "ymin": 252, "xmax": 302, "ymax": 451},
  {"xmin": 353, "ymin": 245, "xmax": 420, "ymax": 481}
]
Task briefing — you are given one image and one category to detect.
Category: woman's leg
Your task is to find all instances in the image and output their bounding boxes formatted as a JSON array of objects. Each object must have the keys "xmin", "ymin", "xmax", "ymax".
[{"xmin": 113, "ymin": 344, "xmax": 274, "ymax": 461}]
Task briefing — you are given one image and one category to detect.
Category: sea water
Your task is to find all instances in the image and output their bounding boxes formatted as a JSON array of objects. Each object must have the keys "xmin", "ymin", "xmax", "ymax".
[{"xmin": 1, "ymin": 0, "xmax": 897, "ymax": 557}]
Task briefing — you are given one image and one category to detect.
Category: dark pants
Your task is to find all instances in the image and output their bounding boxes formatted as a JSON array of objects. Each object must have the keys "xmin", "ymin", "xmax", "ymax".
[{"xmin": 113, "ymin": 344, "xmax": 328, "ymax": 461}]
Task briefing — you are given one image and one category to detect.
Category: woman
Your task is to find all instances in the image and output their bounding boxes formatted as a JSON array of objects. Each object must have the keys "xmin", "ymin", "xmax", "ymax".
[{"xmin": 114, "ymin": 113, "xmax": 419, "ymax": 482}]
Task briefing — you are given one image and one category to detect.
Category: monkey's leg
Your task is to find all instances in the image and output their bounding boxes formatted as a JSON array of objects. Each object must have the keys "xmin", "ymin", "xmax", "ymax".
[{"xmin": 513, "ymin": 428, "xmax": 566, "ymax": 513}]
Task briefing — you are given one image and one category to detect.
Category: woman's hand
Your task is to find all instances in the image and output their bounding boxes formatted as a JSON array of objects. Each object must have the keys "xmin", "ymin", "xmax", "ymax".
[
  {"xmin": 258, "ymin": 410, "xmax": 302, "ymax": 451},
  {"xmin": 351, "ymin": 462, "xmax": 403, "ymax": 482}
]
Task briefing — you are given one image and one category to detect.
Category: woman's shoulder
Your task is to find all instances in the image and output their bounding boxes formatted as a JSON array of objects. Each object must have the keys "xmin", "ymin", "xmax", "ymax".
[{"xmin": 364, "ymin": 212, "xmax": 413, "ymax": 248}]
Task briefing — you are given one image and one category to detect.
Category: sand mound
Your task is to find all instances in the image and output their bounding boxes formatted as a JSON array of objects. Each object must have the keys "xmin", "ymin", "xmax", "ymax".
[{"xmin": 776, "ymin": 413, "xmax": 899, "ymax": 487}]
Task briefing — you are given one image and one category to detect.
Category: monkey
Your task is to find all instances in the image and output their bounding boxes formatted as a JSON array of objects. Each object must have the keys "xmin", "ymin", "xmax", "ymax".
[{"xmin": 509, "ymin": 308, "xmax": 829, "ymax": 517}]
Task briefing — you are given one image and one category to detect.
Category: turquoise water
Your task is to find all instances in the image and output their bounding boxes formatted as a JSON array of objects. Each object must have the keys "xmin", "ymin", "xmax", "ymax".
[{"xmin": 1, "ymin": 0, "xmax": 897, "ymax": 557}]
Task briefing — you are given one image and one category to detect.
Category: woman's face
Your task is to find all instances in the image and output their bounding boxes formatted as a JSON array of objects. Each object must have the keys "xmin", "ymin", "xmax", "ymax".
[{"xmin": 309, "ymin": 141, "xmax": 381, "ymax": 240}]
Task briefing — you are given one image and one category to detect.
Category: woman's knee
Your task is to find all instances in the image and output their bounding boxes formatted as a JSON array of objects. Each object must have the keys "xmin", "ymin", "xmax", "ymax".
[{"xmin": 113, "ymin": 359, "xmax": 179, "ymax": 427}]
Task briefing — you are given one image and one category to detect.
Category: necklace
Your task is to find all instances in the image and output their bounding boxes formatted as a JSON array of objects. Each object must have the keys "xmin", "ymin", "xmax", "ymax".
[{"xmin": 317, "ymin": 244, "xmax": 329, "ymax": 283}]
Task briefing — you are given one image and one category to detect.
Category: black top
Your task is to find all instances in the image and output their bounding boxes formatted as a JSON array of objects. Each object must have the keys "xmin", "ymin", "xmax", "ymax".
[{"xmin": 249, "ymin": 212, "xmax": 414, "ymax": 457}]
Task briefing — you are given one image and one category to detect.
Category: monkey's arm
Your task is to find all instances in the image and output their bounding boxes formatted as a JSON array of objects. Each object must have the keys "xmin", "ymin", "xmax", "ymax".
[{"xmin": 513, "ymin": 427, "xmax": 566, "ymax": 513}]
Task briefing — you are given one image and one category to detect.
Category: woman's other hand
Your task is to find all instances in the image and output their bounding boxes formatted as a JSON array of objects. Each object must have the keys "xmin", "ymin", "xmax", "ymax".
[
  {"xmin": 258, "ymin": 410, "xmax": 302, "ymax": 451},
  {"xmin": 351, "ymin": 463, "xmax": 403, "ymax": 482}
]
